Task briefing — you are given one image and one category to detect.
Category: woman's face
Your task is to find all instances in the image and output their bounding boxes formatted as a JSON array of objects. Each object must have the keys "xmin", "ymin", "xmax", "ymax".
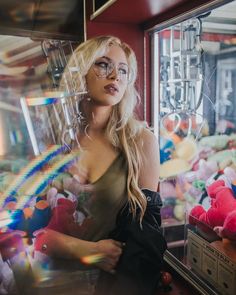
[{"xmin": 86, "ymin": 45, "xmax": 129, "ymax": 106}]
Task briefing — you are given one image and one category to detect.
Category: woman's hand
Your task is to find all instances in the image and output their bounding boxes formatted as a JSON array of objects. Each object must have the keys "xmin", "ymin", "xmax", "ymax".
[{"xmin": 95, "ymin": 239, "xmax": 123, "ymax": 273}]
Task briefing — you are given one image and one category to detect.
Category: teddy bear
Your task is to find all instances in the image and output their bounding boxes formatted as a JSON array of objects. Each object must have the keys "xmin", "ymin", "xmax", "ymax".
[{"xmin": 189, "ymin": 179, "xmax": 236, "ymax": 241}]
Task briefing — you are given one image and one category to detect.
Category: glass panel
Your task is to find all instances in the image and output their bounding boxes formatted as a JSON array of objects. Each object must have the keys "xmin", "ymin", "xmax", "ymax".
[
  {"xmin": 153, "ymin": 0, "xmax": 236, "ymax": 293},
  {"xmin": 0, "ymin": 35, "xmax": 82, "ymax": 293}
]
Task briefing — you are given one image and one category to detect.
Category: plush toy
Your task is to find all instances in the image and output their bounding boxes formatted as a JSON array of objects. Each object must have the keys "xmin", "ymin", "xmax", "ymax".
[
  {"xmin": 160, "ymin": 137, "xmax": 175, "ymax": 164},
  {"xmin": 199, "ymin": 134, "xmax": 231, "ymax": 150},
  {"xmin": 160, "ymin": 137, "xmax": 199, "ymax": 179},
  {"xmin": 207, "ymin": 149, "xmax": 236, "ymax": 170},
  {"xmin": 173, "ymin": 137, "xmax": 198, "ymax": 162},
  {"xmin": 214, "ymin": 211, "xmax": 236, "ymax": 241},
  {"xmin": 33, "ymin": 188, "xmax": 77, "ymax": 256},
  {"xmin": 33, "ymin": 185, "xmax": 93, "ymax": 257},
  {"xmin": 182, "ymin": 159, "xmax": 217, "ymax": 203},
  {"xmin": 160, "ymin": 158, "xmax": 191, "ymax": 179},
  {"xmin": 189, "ymin": 179, "xmax": 236, "ymax": 241},
  {"xmin": 0, "ymin": 231, "xmax": 26, "ymax": 294},
  {"xmin": 7, "ymin": 197, "xmax": 51, "ymax": 238},
  {"xmin": 216, "ymin": 119, "xmax": 236, "ymax": 135},
  {"xmin": 190, "ymin": 179, "xmax": 236, "ymax": 227},
  {"xmin": 159, "ymin": 181, "xmax": 176, "ymax": 199},
  {"xmin": 0, "ymin": 231, "xmax": 26, "ymax": 261},
  {"xmin": 193, "ymin": 159, "xmax": 218, "ymax": 181},
  {"xmin": 46, "ymin": 196, "xmax": 78, "ymax": 234}
]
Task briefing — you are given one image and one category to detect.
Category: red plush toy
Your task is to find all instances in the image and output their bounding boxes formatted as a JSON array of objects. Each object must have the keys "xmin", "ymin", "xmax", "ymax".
[
  {"xmin": 189, "ymin": 179, "xmax": 236, "ymax": 240},
  {"xmin": 33, "ymin": 187, "xmax": 93, "ymax": 256},
  {"xmin": 34, "ymin": 192, "xmax": 79, "ymax": 255},
  {"xmin": 46, "ymin": 198, "xmax": 77, "ymax": 234},
  {"xmin": 214, "ymin": 211, "xmax": 236, "ymax": 241}
]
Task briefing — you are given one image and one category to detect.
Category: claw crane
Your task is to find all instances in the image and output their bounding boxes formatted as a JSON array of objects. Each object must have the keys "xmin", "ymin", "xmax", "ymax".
[
  {"xmin": 20, "ymin": 40, "xmax": 86, "ymax": 155},
  {"xmin": 160, "ymin": 17, "xmax": 205, "ymax": 139}
]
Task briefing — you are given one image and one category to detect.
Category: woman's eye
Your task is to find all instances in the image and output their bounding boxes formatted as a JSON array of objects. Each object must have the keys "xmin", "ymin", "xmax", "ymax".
[
  {"xmin": 95, "ymin": 61, "xmax": 108, "ymax": 69},
  {"xmin": 119, "ymin": 68, "xmax": 128, "ymax": 75}
]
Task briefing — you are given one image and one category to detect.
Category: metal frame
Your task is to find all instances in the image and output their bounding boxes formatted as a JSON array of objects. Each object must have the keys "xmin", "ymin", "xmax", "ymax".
[{"xmin": 90, "ymin": 0, "xmax": 117, "ymax": 20}]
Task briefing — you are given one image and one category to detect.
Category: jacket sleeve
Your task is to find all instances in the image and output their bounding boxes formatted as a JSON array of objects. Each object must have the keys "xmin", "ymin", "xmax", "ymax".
[{"xmin": 95, "ymin": 190, "xmax": 167, "ymax": 295}]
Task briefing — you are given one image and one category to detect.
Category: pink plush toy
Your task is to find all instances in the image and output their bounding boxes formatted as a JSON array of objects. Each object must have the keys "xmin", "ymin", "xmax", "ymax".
[
  {"xmin": 184, "ymin": 159, "xmax": 217, "ymax": 183},
  {"xmin": 189, "ymin": 179, "xmax": 236, "ymax": 240}
]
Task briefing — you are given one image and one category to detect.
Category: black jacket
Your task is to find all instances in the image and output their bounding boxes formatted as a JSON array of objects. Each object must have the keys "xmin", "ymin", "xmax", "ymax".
[{"xmin": 95, "ymin": 189, "xmax": 167, "ymax": 295}]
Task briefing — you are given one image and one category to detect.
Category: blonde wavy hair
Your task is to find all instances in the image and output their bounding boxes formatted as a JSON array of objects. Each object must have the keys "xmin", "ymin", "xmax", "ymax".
[{"xmin": 58, "ymin": 35, "xmax": 147, "ymax": 221}]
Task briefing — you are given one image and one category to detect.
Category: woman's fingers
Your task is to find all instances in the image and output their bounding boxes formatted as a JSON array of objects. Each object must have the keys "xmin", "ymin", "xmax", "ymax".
[
  {"xmin": 113, "ymin": 240, "xmax": 123, "ymax": 248},
  {"xmin": 95, "ymin": 239, "xmax": 125, "ymax": 273},
  {"xmin": 96, "ymin": 239, "xmax": 122, "ymax": 256}
]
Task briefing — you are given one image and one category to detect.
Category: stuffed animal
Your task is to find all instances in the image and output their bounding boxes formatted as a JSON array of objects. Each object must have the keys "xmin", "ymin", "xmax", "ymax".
[
  {"xmin": 7, "ymin": 197, "xmax": 51, "ymax": 238},
  {"xmin": 0, "ymin": 230, "xmax": 26, "ymax": 261},
  {"xmin": 160, "ymin": 137, "xmax": 175, "ymax": 164},
  {"xmin": 189, "ymin": 179, "xmax": 236, "ymax": 241},
  {"xmin": 45, "ymin": 194, "xmax": 78, "ymax": 235},
  {"xmin": 183, "ymin": 159, "xmax": 218, "ymax": 203},
  {"xmin": 214, "ymin": 211, "xmax": 236, "ymax": 241},
  {"xmin": 160, "ymin": 137, "xmax": 198, "ymax": 179},
  {"xmin": 33, "ymin": 188, "xmax": 78, "ymax": 255},
  {"xmin": 33, "ymin": 185, "xmax": 93, "ymax": 257},
  {"xmin": 0, "ymin": 231, "xmax": 26, "ymax": 294},
  {"xmin": 199, "ymin": 134, "xmax": 232, "ymax": 150}
]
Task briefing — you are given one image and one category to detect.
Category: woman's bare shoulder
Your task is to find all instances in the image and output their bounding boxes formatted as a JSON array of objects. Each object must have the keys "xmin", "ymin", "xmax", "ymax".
[
  {"xmin": 136, "ymin": 127, "xmax": 159, "ymax": 153},
  {"xmin": 136, "ymin": 128, "xmax": 160, "ymax": 190}
]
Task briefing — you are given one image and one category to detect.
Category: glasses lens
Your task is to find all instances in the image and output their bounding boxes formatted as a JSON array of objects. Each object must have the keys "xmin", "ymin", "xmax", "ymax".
[
  {"xmin": 117, "ymin": 64, "xmax": 129, "ymax": 82},
  {"xmin": 93, "ymin": 60, "xmax": 129, "ymax": 82},
  {"xmin": 93, "ymin": 61, "xmax": 108, "ymax": 77}
]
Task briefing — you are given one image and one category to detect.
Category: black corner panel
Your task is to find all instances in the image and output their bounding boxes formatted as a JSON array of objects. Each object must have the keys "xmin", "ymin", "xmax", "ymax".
[{"xmin": 0, "ymin": 0, "xmax": 85, "ymax": 41}]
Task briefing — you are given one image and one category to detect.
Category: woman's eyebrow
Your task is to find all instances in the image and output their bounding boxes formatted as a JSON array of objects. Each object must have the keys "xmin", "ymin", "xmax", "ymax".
[
  {"xmin": 99, "ymin": 56, "xmax": 128, "ymax": 66},
  {"xmin": 99, "ymin": 56, "xmax": 111, "ymax": 61}
]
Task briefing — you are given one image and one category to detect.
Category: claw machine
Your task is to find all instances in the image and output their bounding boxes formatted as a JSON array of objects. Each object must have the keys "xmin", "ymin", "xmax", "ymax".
[
  {"xmin": 0, "ymin": 1, "xmax": 86, "ymax": 293},
  {"xmin": 151, "ymin": 0, "xmax": 236, "ymax": 294}
]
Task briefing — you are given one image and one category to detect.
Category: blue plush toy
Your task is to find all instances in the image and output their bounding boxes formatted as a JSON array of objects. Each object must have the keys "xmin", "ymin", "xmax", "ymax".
[
  {"xmin": 7, "ymin": 197, "xmax": 51, "ymax": 237},
  {"xmin": 160, "ymin": 137, "xmax": 175, "ymax": 164}
]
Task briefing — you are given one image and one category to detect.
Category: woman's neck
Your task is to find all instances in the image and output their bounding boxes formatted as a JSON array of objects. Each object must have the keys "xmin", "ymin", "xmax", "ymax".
[{"xmin": 80, "ymin": 100, "xmax": 112, "ymax": 133}]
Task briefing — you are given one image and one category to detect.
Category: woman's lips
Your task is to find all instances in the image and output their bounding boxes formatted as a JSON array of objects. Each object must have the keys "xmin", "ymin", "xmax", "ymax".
[{"xmin": 104, "ymin": 84, "xmax": 119, "ymax": 95}]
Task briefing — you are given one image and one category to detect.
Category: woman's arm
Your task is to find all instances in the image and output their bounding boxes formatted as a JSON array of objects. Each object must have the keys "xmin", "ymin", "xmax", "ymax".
[
  {"xmin": 35, "ymin": 229, "xmax": 122, "ymax": 271},
  {"xmin": 137, "ymin": 128, "xmax": 160, "ymax": 191}
]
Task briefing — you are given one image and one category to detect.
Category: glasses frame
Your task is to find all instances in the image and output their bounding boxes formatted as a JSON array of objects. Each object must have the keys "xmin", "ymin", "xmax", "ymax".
[{"xmin": 92, "ymin": 58, "xmax": 131, "ymax": 83}]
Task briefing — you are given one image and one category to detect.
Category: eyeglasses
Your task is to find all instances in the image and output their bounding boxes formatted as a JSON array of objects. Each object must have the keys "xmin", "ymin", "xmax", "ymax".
[{"xmin": 92, "ymin": 58, "xmax": 130, "ymax": 82}]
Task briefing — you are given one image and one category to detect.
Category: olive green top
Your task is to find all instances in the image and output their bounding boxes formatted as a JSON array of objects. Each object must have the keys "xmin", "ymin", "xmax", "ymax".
[
  {"xmin": 33, "ymin": 153, "xmax": 128, "ymax": 291},
  {"xmin": 78, "ymin": 152, "xmax": 128, "ymax": 241}
]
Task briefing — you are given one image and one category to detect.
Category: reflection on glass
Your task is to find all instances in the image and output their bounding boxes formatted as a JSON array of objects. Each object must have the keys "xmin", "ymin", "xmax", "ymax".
[
  {"xmin": 154, "ymin": 1, "xmax": 236, "ymax": 293},
  {"xmin": 0, "ymin": 35, "xmax": 85, "ymax": 293}
]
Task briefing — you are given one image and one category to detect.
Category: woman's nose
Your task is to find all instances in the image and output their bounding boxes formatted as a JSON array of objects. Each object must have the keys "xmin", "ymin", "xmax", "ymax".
[{"xmin": 108, "ymin": 67, "xmax": 120, "ymax": 81}]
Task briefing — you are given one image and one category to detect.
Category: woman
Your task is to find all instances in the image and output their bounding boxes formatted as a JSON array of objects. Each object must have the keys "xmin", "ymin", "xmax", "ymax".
[{"xmin": 34, "ymin": 35, "xmax": 166, "ymax": 295}]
